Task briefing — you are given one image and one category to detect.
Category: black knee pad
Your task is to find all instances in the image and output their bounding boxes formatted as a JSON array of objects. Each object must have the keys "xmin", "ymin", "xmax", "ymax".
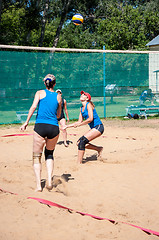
[
  {"xmin": 44, "ymin": 147, "xmax": 54, "ymax": 160},
  {"xmin": 78, "ymin": 136, "xmax": 89, "ymax": 150}
]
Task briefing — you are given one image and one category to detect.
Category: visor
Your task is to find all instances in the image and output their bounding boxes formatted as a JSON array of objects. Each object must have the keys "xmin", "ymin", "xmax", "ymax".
[
  {"xmin": 80, "ymin": 91, "xmax": 91, "ymax": 100},
  {"xmin": 56, "ymin": 89, "xmax": 62, "ymax": 93}
]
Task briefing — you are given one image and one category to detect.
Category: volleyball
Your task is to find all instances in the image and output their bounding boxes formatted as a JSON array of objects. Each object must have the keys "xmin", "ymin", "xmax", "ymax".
[{"xmin": 72, "ymin": 13, "xmax": 84, "ymax": 26}]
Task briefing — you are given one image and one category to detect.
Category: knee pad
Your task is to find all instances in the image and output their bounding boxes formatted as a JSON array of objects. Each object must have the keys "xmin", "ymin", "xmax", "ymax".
[
  {"xmin": 44, "ymin": 147, "xmax": 54, "ymax": 160},
  {"xmin": 78, "ymin": 136, "xmax": 89, "ymax": 150},
  {"xmin": 33, "ymin": 152, "xmax": 42, "ymax": 164}
]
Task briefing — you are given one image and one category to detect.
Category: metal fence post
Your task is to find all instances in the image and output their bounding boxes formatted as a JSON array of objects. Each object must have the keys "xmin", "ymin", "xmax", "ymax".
[{"xmin": 103, "ymin": 46, "xmax": 106, "ymax": 118}]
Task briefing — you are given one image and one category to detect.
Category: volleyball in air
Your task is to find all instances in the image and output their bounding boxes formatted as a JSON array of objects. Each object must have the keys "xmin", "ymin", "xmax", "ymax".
[{"xmin": 72, "ymin": 13, "xmax": 84, "ymax": 26}]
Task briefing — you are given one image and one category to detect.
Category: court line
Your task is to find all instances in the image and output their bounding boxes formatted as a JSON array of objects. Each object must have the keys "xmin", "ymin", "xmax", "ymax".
[
  {"xmin": 1, "ymin": 133, "xmax": 136, "ymax": 140},
  {"xmin": 0, "ymin": 187, "xmax": 158, "ymax": 237}
]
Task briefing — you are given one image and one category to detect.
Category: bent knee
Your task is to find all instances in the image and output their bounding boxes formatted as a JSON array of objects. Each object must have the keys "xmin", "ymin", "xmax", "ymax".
[{"xmin": 78, "ymin": 136, "xmax": 89, "ymax": 150}]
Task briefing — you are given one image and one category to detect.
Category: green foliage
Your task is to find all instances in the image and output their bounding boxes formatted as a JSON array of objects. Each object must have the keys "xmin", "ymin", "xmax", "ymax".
[
  {"xmin": 57, "ymin": 23, "xmax": 96, "ymax": 49},
  {"xmin": 0, "ymin": 0, "xmax": 159, "ymax": 49},
  {"xmin": 96, "ymin": 4, "xmax": 148, "ymax": 50},
  {"xmin": 55, "ymin": 0, "xmax": 159, "ymax": 50},
  {"xmin": 42, "ymin": 20, "xmax": 59, "ymax": 47},
  {"xmin": 0, "ymin": 5, "xmax": 26, "ymax": 44}
]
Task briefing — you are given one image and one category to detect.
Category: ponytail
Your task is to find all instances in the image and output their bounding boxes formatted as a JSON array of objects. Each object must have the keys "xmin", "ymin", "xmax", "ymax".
[
  {"xmin": 45, "ymin": 79, "xmax": 54, "ymax": 89},
  {"xmin": 43, "ymin": 74, "xmax": 56, "ymax": 89},
  {"xmin": 89, "ymin": 100, "xmax": 95, "ymax": 108}
]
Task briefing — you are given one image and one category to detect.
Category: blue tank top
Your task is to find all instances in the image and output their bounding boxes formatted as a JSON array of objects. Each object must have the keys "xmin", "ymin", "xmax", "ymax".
[
  {"xmin": 81, "ymin": 102, "xmax": 102, "ymax": 129},
  {"xmin": 35, "ymin": 89, "xmax": 59, "ymax": 126}
]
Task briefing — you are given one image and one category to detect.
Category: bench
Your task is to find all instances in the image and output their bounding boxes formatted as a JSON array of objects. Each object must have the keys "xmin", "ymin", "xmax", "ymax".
[
  {"xmin": 126, "ymin": 105, "xmax": 159, "ymax": 119},
  {"xmin": 16, "ymin": 111, "xmax": 37, "ymax": 123}
]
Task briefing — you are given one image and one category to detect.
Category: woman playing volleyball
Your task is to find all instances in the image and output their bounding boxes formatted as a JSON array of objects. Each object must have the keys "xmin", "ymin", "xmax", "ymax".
[
  {"xmin": 20, "ymin": 74, "xmax": 62, "ymax": 191},
  {"xmin": 64, "ymin": 91, "xmax": 104, "ymax": 164},
  {"xmin": 56, "ymin": 89, "xmax": 70, "ymax": 147}
]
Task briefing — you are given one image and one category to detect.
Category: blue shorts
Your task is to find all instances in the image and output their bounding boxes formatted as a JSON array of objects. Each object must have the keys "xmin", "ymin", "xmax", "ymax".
[
  {"xmin": 94, "ymin": 124, "xmax": 104, "ymax": 134},
  {"xmin": 34, "ymin": 123, "xmax": 59, "ymax": 139}
]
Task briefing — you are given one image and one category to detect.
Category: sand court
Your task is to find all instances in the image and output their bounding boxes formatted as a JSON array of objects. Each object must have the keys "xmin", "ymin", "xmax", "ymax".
[{"xmin": 0, "ymin": 119, "xmax": 159, "ymax": 240}]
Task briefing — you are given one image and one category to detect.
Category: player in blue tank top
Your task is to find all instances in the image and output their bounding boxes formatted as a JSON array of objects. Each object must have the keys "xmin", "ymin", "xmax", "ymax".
[
  {"xmin": 64, "ymin": 90, "xmax": 104, "ymax": 164},
  {"xmin": 20, "ymin": 74, "xmax": 62, "ymax": 192},
  {"xmin": 81, "ymin": 102, "xmax": 102, "ymax": 129},
  {"xmin": 56, "ymin": 89, "xmax": 70, "ymax": 147}
]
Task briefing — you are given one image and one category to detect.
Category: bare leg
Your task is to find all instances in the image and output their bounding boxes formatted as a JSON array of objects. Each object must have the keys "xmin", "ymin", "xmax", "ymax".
[
  {"xmin": 60, "ymin": 118, "xmax": 68, "ymax": 147},
  {"xmin": 45, "ymin": 134, "xmax": 59, "ymax": 189},
  {"xmin": 33, "ymin": 131, "xmax": 45, "ymax": 153},
  {"xmin": 77, "ymin": 150, "xmax": 85, "ymax": 164},
  {"xmin": 34, "ymin": 163, "xmax": 42, "ymax": 191},
  {"xmin": 85, "ymin": 143, "xmax": 103, "ymax": 158},
  {"xmin": 76, "ymin": 128, "xmax": 103, "ymax": 164},
  {"xmin": 33, "ymin": 131, "xmax": 45, "ymax": 191},
  {"xmin": 46, "ymin": 159, "xmax": 54, "ymax": 189}
]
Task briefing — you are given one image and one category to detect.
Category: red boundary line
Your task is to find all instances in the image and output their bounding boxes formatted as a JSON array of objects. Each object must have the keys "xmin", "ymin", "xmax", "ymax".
[
  {"xmin": 0, "ymin": 188, "xmax": 158, "ymax": 237},
  {"xmin": 1, "ymin": 133, "xmax": 136, "ymax": 140}
]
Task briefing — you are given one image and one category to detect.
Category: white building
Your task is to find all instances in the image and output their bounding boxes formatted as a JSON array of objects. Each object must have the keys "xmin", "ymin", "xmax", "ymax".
[{"xmin": 146, "ymin": 35, "xmax": 159, "ymax": 93}]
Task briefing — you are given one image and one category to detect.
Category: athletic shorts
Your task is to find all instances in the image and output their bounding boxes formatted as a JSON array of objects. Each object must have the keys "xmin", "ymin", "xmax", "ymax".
[
  {"xmin": 57, "ymin": 114, "xmax": 65, "ymax": 121},
  {"xmin": 34, "ymin": 123, "xmax": 59, "ymax": 139},
  {"xmin": 94, "ymin": 124, "xmax": 104, "ymax": 134}
]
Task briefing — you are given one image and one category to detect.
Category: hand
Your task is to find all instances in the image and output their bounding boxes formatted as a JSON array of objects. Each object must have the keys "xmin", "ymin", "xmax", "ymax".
[
  {"xmin": 67, "ymin": 118, "xmax": 69, "ymax": 123},
  {"xmin": 20, "ymin": 122, "xmax": 28, "ymax": 131},
  {"xmin": 62, "ymin": 125, "xmax": 67, "ymax": 130},
  {"xmin": 74, "ymin": 122, "xmax": 80, "ymax": 128}
]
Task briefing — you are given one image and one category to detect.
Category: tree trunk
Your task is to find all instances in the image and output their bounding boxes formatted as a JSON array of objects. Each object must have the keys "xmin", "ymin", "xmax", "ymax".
[
  {"xmin": 39, "ymin": 1, "xmax": 49, "ymax": 47},
  {"xmin": 53, "ymin": 14, "xmax": 66, "ymax": 47},
  {"xmin": 53, "ymin": 0, "xmax": 72, "ymax": 47},
  {"xmin": 0, "ymin": 0, "xmax": 2, "ymax": 23}
]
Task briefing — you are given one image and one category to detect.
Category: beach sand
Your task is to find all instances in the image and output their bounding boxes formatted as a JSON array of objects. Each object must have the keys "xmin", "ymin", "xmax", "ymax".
[{"xmin": 0, "ymin": 118, "xmax": 159, "ymax": 240}]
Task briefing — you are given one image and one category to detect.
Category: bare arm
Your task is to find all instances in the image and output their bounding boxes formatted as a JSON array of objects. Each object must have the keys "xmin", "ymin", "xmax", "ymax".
[
  {"xmin": 64, "ymin": 110, "xmax": 83, "ymax": 129},
  {"xmin": 64, "ymin": 99, "xmax": 69, "ymax": 122},
  {"xmin": 74, "ymin": 103, "xmax": 93, "ymax": 128},
  {"xmin": 56, "ymin": 93, "xmax": 62, "ymax": 119},
  {"xmin": 65, "ymin": 103, "xmax": 94, "ymax": 129},
  {"xmin": 20, "ymin": 91, "xmax": 40, "ymax": 131}
]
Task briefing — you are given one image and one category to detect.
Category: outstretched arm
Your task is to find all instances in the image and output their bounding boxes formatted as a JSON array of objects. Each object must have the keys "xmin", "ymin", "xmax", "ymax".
[
  {"xmin": 20, "ymin": 91, "xmax": 40, "ymax": 131},
  {"xmin": 64, "ymin": 111, "xmax": 83, "ymax": 129},
  {"xmin": 74, "ymin": 103, "xmax": 93, "ymax": 128}
]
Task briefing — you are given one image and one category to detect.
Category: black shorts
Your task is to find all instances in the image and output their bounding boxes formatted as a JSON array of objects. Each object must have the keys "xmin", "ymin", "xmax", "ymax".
[
  {"xmin": 57, "ymin": 114, "xmax": 65, "ymax": 121},
  {"xmin": 34, "ymin": 123, "xmax": 59, "ymax": 139},
  {"xmin": 94, "ymin": 124, "xmax": 104, "ymax": 134}
]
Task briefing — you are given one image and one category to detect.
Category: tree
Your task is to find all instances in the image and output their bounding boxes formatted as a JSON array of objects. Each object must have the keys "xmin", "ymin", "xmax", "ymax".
[
  {"xmin": 52, "ymin": 0, "xmax": 72, "ymax": 47},
  {"xmin": 50, "ymin": 0, "xmax": 99, "ymax": 47},
  {"xmin": 94, "ymin": 1, "xmax": 159, "ymax": 50},
  {"xmin": 0, "ymin": 5, "xmax": 26, "ymax": 45},
  {"xmin": 39, "ymin": 0, "xmax": 49, "ymax": 47},
  {"xmin": 0, "ymin": 0, "xmax": 159, "ymax": 49},
  {"xmin": 23, "ymin": 0, "xmax": 42, "ymax": 44}
]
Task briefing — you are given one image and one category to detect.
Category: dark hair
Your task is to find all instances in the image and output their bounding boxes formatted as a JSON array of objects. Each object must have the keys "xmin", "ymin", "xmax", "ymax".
[
  {"xmin": 89, "ymin": 100, "xmax": 95, "ymax": 108},
  {"xmin": 147, "ymin": 89, "xmax": 152, "ymax": 94},
  {"xmin": 43, "ymin": 74, "xmax": 56, "ymax": 89},
  {"xmin": 133, "ymin": 113, "xmax": 139, "ymax": 119}
]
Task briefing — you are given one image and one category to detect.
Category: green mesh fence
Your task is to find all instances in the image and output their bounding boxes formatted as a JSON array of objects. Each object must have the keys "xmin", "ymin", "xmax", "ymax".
[{"xmin": 0, "ymin": 49, "xmax": 157, "ymax": 124}]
